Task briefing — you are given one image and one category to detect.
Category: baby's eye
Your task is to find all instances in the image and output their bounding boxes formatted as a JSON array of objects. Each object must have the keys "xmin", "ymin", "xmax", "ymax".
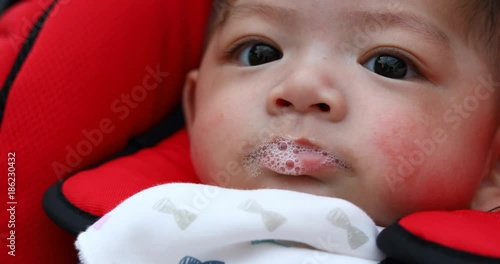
[
  {"xmin": 363, "ymin": 54, "xmax": 419, "ymax": 80},
  {"xmin": 238, "ymin": 43, "xmax": 283, "ymax": 66}
]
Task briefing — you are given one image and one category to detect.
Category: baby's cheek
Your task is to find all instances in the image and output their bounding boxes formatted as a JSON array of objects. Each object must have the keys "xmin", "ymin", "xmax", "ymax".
[
  {"xmin": 369, "ymin": 112, "xmax": 477, "ymax": 211},
  {"xmin": 370, "ymin": 114, "xmax": 442, "ymax": 196},
  {"xmin": 371, "ymin": 113, "xmax": 422, "ymax": 180}
]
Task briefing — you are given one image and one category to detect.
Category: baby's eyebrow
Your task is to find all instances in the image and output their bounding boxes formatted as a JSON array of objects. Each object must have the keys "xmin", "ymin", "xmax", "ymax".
[
  {"xmin": 223, "ymin": 3, "xmax": 296, "ymax": 26},
  {"xmin": 342, "ymin": 10, "xmax": 450, "ymax": 46}
]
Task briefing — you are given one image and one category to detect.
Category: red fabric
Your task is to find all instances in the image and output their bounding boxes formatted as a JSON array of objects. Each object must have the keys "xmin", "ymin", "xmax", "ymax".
[
  {"xmin": 63, "ymin": 129, "xmax": 200, "ymax": 217},
  {"xmin": 0, "ymin": 0, "xmax": 211, "ymax": 263},
  {"xmin": 0, "ymin": 0, "xmax": 52, "ymax": 86},
  {"xmin": 399, "ymin": 210, "xmax": 500, "ymax": 258}
]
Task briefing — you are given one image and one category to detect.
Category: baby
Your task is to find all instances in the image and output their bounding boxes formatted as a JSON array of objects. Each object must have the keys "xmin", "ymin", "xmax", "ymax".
[
  {"xmin": 186, "ymin": 0, "xmax": 500, "ymax": 224},
  {"xmin": 76, "ymin": 0, "xmax": 500, "ymax": 263}
]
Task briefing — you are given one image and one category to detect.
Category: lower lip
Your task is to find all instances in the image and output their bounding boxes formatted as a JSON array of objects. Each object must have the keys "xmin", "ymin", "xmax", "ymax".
[
  {"xmin": 296, "ymin": 152, "xmax": 330, "ymax": 169},
  {"xmin": 260, "ymin": 151, "xmax": 331, "ymax": 176}
]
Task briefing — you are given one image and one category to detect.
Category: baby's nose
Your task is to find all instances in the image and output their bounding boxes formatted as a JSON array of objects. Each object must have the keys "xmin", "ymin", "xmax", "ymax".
[{"xmin": 266, "ymin": 67, "xmax": 347, "ymax": 122}]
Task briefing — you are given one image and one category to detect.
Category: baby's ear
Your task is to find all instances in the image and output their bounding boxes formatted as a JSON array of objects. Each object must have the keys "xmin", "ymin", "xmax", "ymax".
[
  {"xmin": 471, "ymin": 127, "xmax": 500, "ymax": 212},
  {"xmin": 182, "ymin": 70, "xmax": 200, "ymax": 134}
]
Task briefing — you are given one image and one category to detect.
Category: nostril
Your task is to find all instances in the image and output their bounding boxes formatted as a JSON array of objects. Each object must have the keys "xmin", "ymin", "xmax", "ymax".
[
  {"xmin": 317, "ymin": 103, "xmax": 330, "ymax": 112},
  {"xmin": 276, "ymin": 99, "xmax": 292, "ymax": 107}
]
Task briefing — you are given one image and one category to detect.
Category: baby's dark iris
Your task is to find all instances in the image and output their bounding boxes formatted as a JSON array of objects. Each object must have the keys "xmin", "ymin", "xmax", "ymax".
[
  {"xmin": 248, "ymin": 44, "xmax": 282, "ymax": 66},
  {"xmin": 374, "ymin": 55, "xmax": 407, "ymax": 79}
]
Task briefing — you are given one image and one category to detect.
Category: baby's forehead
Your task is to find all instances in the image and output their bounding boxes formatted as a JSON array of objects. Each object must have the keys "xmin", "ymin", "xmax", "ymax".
[
  {"xmin": 221, "ymin": 0, "xmax": 478, "ymax": 29},
  {"xmin": 222, "ymin": 1, "xmax": 462, "ymax": 27},
  {"xmin": 221, "ymin": 1, "xmax": 460, "ymax": 38}
]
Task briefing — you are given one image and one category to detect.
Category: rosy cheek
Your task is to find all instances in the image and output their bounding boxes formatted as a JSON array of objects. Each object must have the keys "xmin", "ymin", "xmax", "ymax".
[
  {"xmin": 371, "ymin": 113, "xmax": 420, "ymax": 176},
  {"xmin": 369, "ymin": 112, "xmax": 476, "ymax": 211},
  {"xmin": 369, "ymin": 112, "xmax": 438, "ymax": 201}
]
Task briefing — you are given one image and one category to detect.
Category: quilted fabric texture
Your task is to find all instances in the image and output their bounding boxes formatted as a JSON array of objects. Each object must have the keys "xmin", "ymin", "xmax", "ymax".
[
  {"xmin": 0, "ymin": 0, "xmax": 47, "ymax": 86},
  {"xmin": 0, "ymin": 0, "xmax": 211, "ymax": 263},
  {"xmin": 62, "ymin": 129, "xmax": 199, "ymax": 218}
]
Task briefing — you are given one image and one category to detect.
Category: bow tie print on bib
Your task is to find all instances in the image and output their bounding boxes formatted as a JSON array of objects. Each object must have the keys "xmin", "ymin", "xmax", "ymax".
[
  {"xmin": 327, "ymin": 208, "xmax": 369, "ymax": 249},
  {"xmin": 153, "ymin": 197, "xmax": 198, "ymax": 230},
  {"xmin": 239, "ymin": 199, "xmax": 287, "ymax": 232},
  {"xmin": 179, "ymin": 256, "xmax": 224, "ymax": 264}
]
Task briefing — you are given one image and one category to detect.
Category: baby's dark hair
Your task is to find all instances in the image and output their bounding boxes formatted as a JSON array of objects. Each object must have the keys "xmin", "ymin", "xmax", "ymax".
[
  {"xmin": 205, "ymin": 0, "xmax": 232, "ymax": 44},
  {"xmin": 465, "ymin": 1, "xmax": 499, "ymax": 42},
  {"xmin": 462, "ymin": 0, "xmax": 500, "ymax": 68}
]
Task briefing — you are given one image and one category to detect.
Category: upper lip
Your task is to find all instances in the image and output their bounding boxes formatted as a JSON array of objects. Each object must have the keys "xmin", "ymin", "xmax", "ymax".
[{"xmin": 294, "ymin": 137, "xmax": 321, "ymax": 148}]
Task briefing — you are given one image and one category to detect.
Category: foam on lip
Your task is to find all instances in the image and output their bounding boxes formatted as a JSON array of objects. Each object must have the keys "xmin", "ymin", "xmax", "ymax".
[{"xmin": 243, "ymin": 136, "xmax": 351, "ymax": 177}]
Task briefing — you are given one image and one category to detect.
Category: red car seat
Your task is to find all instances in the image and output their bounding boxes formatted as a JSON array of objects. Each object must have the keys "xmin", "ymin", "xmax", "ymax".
[{"xmin": 0, "ymin": 0, "xmax": 211, "ymax": 263}]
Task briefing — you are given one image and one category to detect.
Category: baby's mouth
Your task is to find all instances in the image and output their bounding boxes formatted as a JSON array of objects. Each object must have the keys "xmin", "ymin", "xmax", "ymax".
[{"xmin": 243, "ymin": 136, "xmax": 352, "ymax": 178}]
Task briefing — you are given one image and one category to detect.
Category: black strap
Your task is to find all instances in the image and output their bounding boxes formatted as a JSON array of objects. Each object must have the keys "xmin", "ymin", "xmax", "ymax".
[
  {"xmin": 377, "ymin": 223, "xmax": 500, "ymax": 264},
  {"xmin": 0, "ymin": 0, "xmax": 59, "ymax": 126},
  {"xmin": 0, "ymin": 0, "xmax": 20, "ymax": 15}
]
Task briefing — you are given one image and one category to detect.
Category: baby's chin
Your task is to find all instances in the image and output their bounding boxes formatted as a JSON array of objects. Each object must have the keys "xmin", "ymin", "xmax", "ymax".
[{"xmin": 198, "ymin": 170, "xmax": 403, "ymax": 226}]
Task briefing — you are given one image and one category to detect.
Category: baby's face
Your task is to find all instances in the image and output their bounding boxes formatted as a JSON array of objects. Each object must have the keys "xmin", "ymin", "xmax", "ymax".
[{"xmin": 184, "ymin": 0, "xmax": 499, "ymax": 225}]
